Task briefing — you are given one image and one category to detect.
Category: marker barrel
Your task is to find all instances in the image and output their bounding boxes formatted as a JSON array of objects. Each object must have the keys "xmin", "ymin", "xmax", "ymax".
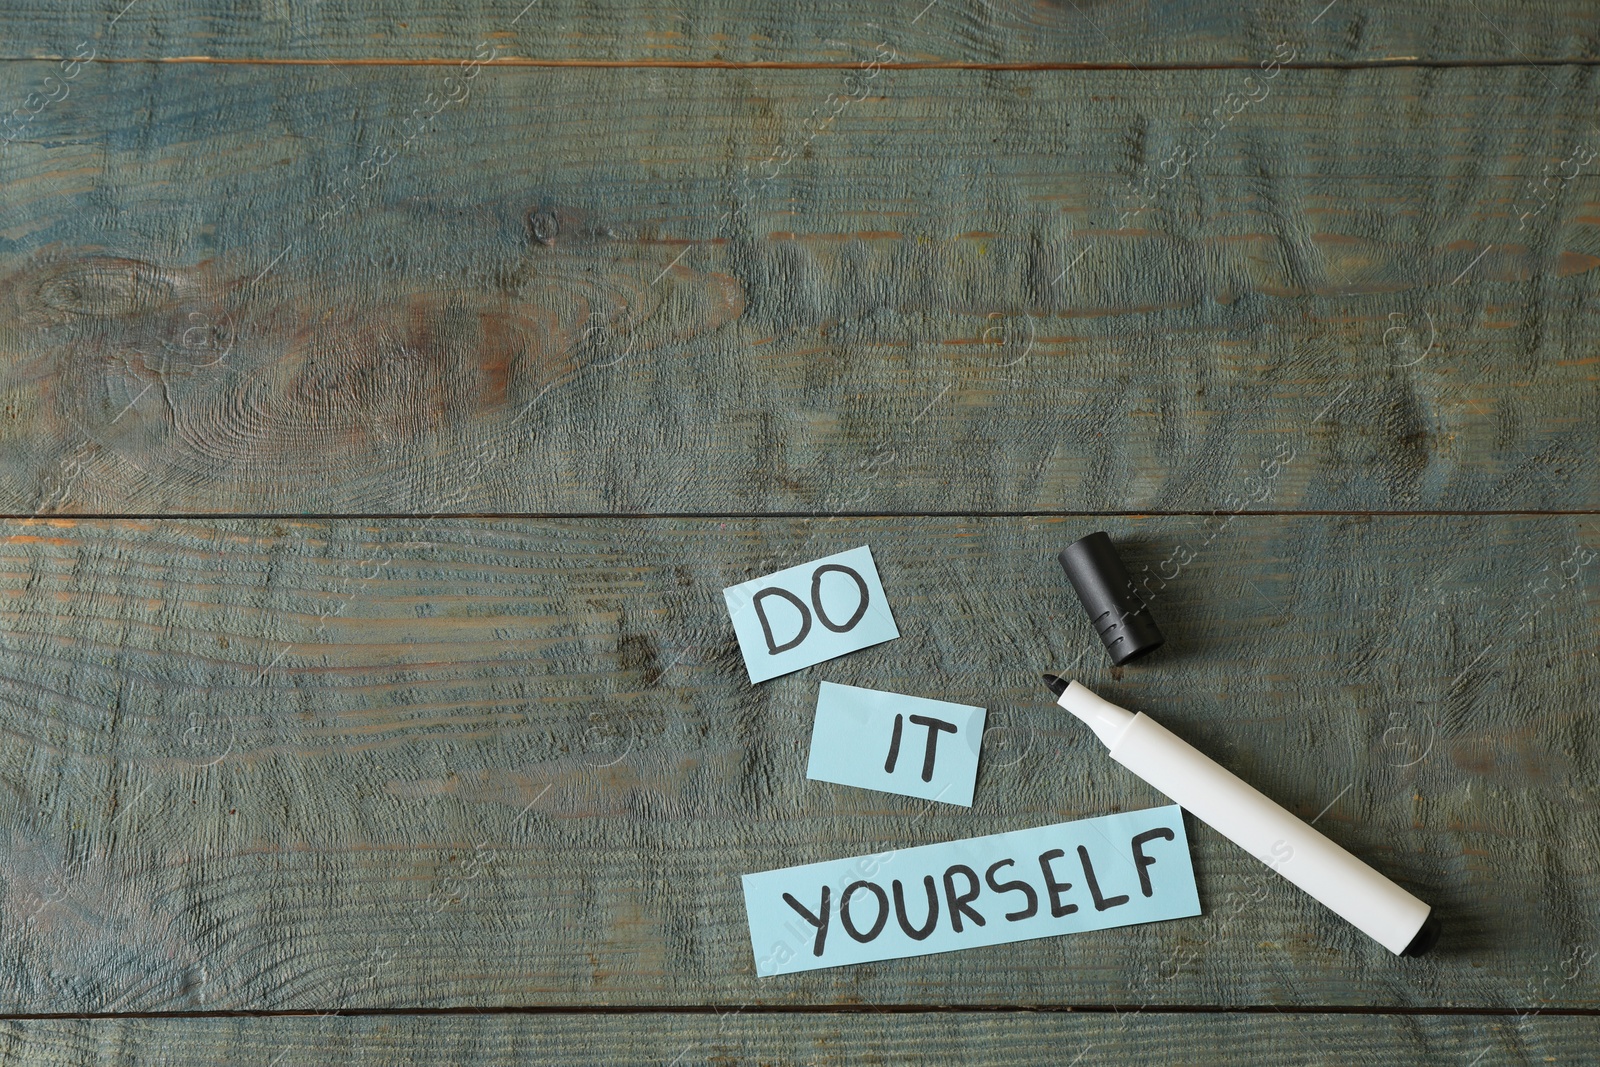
[
  {"xmin": 1114, "ymin": 714, "xmax": 1433, "ymax": 955},
  {"xmin": 1056, "ymin": 681, "xmax": 1436, "ymax": 956}
]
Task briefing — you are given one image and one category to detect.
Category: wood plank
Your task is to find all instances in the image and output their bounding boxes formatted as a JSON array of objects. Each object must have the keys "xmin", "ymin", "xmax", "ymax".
[
  {"xmin": 0, "ymin": 515, "xmax": 1596, "ymax": 1012},
  {"xmin": 0, "ymin": 1, "xmax": 1594, "ymax": 65},
  {"xmin": 2, "ymin": 1011, "xmax": 1598, "ymax": 1065},
  {"xmin": 1, "ymin": 63, "xmax": 1597, "ymax": 515}
]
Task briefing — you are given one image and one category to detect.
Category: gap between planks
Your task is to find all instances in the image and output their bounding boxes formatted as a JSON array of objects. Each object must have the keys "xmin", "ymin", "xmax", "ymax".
[
  {"xmin": 4, "ymin": 57, "xmax": 1600, "ymax": 71},
  {"xmin": 5, "ymin": 1006, "xmax": 1600, "ymax": 1022},
  {"xmin": 4, "ymin": 510, "xmax": 1600, "ymax": 522}
]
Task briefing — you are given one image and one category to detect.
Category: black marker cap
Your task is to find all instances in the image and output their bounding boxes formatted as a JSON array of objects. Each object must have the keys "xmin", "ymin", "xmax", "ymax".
[{"xmin": 1058, "ymin": 532, "xmax": 1165, "ymax": 666}]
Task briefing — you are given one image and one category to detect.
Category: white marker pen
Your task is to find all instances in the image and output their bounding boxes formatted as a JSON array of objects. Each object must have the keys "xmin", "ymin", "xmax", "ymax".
[{"xmin": 1044, "ymin": 676, "xmax": 1439, "ymax": 957}]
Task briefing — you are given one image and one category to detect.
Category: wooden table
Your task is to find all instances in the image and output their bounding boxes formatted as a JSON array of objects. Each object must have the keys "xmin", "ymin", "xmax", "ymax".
[{"xmin": 1, "ymin": 2, "xmax": 1597, "ymax": 1062}]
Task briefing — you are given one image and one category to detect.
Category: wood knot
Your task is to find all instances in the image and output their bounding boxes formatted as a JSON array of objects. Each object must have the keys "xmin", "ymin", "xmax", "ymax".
[
  {"xmin": 33, "ymin": 257, "xmax": 181, "ymax": 318},
  {"xmin": 528, "ymin": 209, "xmax": 558, "ymax": 246}
]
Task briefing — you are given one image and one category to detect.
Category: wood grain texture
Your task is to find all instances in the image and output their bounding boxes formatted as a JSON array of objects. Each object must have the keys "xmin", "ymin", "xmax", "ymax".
[
  {"xmin": 1, "ymin": 515, "xmax": 1595, "ymax": 1013},
  {"xmin": 1, "ymin": 1011, "xmax": 1598, "ymax": 1066},
  {"xmin": 1, "ymin": 63, "xmax": 1597, "ymax": 515},
  {"xmin": 0, "ymin": 1, "xmax": 1594, "ymax": 65},
  {"xmin": 0, "ymin": 0, "xmax": 1592, "ymax": 1059}
]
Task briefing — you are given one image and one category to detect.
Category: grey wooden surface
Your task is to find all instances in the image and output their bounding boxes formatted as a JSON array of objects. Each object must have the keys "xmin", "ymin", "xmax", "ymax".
[
  {"xmin": 1, "ymin": 1, "xmax": 1597, "ymax": 1064},
  {"xmin": 0, "ymin": 0, "xmax": 1593, "ymax": 64},
  {"xmin": 2, "ymin": 1011, "xmax": 1598, "ymax": 1066},
  {"xmin": 0, "ymin": 62, "xmax": 1597, "ymax": 514},
  {"xmin": 0, "ymin": 516, "xmax": 1595, "ymax": 1014}
]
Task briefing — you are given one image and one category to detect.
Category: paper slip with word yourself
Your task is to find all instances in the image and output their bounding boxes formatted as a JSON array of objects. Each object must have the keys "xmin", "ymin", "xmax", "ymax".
[{"xmin": 742, "ymin": 805, "xmax": 1199, "ymax": 976}]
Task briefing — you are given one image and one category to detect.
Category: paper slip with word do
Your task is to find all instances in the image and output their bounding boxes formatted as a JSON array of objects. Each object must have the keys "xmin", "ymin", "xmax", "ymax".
[
  {"xmin": 742, "ymin": 805, "xmax": 1200, "ymax": 976},
  {"xmin": 722, "ymin": 546, "xmax": 898, "ymax": 683}
]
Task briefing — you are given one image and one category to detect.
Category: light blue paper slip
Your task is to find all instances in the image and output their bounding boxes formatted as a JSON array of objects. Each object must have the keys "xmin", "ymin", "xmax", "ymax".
[
  {"xmin": 722, "ymin": 545, "xmax": 899, "ymax": 684},
  {"xmin": 742, "ymin": 805, "xmax": 1200, "ymax": 976},
  {"xmin": 807, "ymin": 681, "xmax": 985, "ymax": 807}
]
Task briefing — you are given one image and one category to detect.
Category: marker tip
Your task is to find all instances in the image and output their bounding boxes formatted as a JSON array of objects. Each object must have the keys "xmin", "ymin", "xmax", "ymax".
[{"xmin": 1042, "ymin": 673, "xmax": 1069, "ymax": 696}]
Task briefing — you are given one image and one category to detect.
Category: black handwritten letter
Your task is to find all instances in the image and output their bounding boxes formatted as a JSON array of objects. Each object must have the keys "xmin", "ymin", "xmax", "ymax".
[
  {"xmin": 782, "ymin": 887, "xmax": 830, "ymax": 956},
  {"xmin": 892, "ymin": 876, "xmax": 940, "ymax": 940},
  {"xmin": 1037, "ymin": 849, "xmax": 1078, "ymax": 918},
  {"xmin": 884, "ymin": 713, "xmax": 905, "ymax": 773},
  {"xmin": 907, "ymin": 715, "xmax": 958, "ymax": 782},
  {"xmin": 753, "ymin": 587, "xmax": 811, "ymax": 654},
  {"xmin": 1077, "ymin": 845, "xmax": 1130, "ymax": 911},
  {"xmin": 840, "ymin": 881, "xmax": 889, "ymax": 943},
  {"xmin": 943, "ymin": 864, "xmax": 987, "ymax": 933},
  {"xmin": 810, "ymin": 564, "xmax": 869, "ymax": 632},
  {"xmin": 1130, "ymin": 827, "xmax": 1175, "ymax": 897},
  {"xmin": 985, "ymin": 858, "xmax": 1039, "ymax": 921}
]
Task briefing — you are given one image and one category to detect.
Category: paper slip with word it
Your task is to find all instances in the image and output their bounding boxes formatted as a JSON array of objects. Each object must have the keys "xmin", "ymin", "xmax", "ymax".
[{"xmin": 806, "ymin": 681, "xmax": 984, "ymax": 807}]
